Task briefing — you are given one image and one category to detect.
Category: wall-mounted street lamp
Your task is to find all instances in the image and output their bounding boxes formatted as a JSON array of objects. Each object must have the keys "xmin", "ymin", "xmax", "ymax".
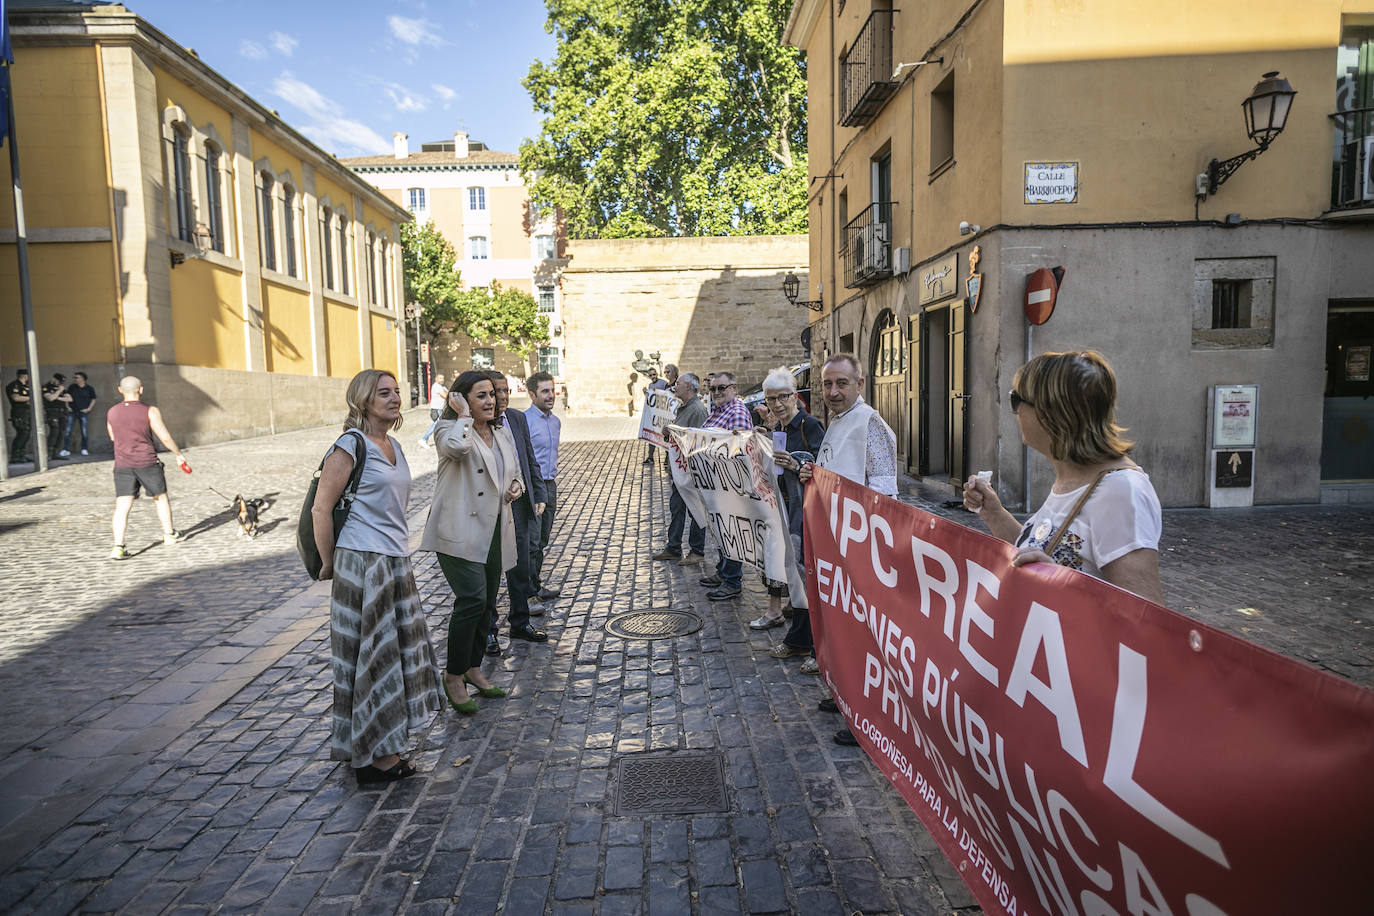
[
  {"xmin": 1197, "ymin": 72, "xmax": 1298, "ymax": 199},
  {"xmin": 169, "ymin": 223, "xmax": 214, "ymax": 268},
  {"xmin": 782, "ymin": 272, "xmax": 823, "ymax": 312}
]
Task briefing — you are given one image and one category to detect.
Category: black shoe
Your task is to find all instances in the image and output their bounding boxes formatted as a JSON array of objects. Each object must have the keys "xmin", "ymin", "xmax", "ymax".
[
  {"xmin": 537, "ymin": 586, "xmax": 561, "ymax": 600},
  {"xmin": 707, "ymin": 588, "xmax": 741, "ymax": 601},
  {"xmin": 51, "ymin": 453, "xmax": 68, "ymax": 460},
  {"xmin": 817, "ymin": 697, "xmax": 839, "ymax": 713},
  {"xmin": 833, "ymin": 729, "xmax": 859, "ymax": 746},
  {"xmin": 698, "ymin": 574, "xmax": 722, "ymax": 587},
  {"xmin": 355, "ymin": 759, "xmax": 416, "ymax": 785},
  {"xmin": 643, "ymin": 458, "xmax": 654, "ymax": 465},
  {"xmin": 510, "ymin": 625, "xmax": 549, "ymax": 642},
  {"xmin": 485, "ymin": 634, "xmax": 503, "ymax": 656}
]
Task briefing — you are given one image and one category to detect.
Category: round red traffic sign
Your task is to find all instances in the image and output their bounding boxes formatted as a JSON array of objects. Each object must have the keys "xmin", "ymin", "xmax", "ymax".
[{"xmin": 1024, "ymin": 268, "xmax": 1060, "ymax": 325}]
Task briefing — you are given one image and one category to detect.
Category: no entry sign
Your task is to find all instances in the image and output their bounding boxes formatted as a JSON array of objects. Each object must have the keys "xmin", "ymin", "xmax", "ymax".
[{"xmin": 1024, "ymin": 267, "xmax": 1064, "ymax": 325}]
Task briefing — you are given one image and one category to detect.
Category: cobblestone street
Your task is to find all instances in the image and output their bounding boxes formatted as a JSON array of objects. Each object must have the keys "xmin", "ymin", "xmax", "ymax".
[{"xmin": 1, "ymin": 410, "xmax": 1371, "ymax": 914}]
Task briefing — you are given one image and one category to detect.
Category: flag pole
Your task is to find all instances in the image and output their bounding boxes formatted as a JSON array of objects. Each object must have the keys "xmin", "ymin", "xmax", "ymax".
[{"xmin": 5, "ymin": 61, "xmax": 46, "ymax": 474}]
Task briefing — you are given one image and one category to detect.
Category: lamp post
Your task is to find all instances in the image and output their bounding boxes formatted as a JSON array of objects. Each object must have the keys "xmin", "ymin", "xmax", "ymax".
[
  {"xmin": 782, "ymin": 271, "xmax": 823, "ymax": 312},
  {"xmin": 1200, "ymin": 72, "xmax": 1298, "ymax": 198},
  {"xmin": 405, "ymin": 303, "xmax": 423, "ymax": 395}
]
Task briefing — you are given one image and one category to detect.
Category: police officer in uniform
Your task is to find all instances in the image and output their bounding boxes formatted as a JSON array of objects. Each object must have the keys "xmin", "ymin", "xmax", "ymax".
[
  {"xmin": 42, "ymin": 373, "xmax": 71, "ymax": 460},
  {"xmin": 6, "ymin": 368, "xmax": 33, "ymax": 464}
]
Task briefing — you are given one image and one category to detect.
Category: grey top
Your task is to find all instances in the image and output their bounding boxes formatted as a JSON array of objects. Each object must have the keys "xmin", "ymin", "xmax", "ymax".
[
  {"xmin": 331, "ymin": 432, "xmax": 412, "ymax": 557},
  {"xmin": 676, "ymin": 397, "xmax": 708, "ymax": 428}
]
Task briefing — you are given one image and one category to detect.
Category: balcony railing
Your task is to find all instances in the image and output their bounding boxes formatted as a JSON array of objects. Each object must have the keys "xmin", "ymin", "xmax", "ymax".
[
  {"xmin": 839, "ymin": 10, "xmax": 896, "ymax": 128},
  {"xmin": 842, "ymin": 201, "xmax": 895, "ymax": 289},
  {"xmin": 1331, "ymin": 107, "xmax": 1374, "ymax": 211}
]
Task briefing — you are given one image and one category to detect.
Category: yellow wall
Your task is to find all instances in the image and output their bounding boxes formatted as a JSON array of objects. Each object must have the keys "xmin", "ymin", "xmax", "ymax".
[
  {"xmin": 325, "ymin": 300, "xmax": 361, "ymax": 378},
  {"xmin": 0, "ymin": 242, "xmax": 119, "ymax": 364},
  {"xmin": 0, "ymin": 47, "xmax": 110, "ymax": 230},
  {"xmin": 249, "ymin": 132, "xmax": 306, "ymax": 186},
  {"xmin": 169, "ymin": 260, "xmax": 246, "ymax": 370},
  {"xmin": 370, "ymin": 313, "xmax": 398, "ymax": 376},
  {"xmin": 429, "ymin": 187, "xmax": 467, "ymax": 243},
  {"xmin": 261, "ymin": 280, "xmax": 313, "ymax": 374},
  {"xmin": 314, "ymin": 173, "xmax": 352, "ymax": 212},
  {"xmin": 154, "ymin": 65, "xmax": 232, "ymax": 146},
  {"xmin": 490, "ymin": 186, "xmax": 529, "ymax": 258}
]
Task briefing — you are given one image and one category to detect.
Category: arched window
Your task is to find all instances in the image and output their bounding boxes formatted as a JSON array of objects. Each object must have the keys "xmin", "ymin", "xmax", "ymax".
[
  {"xmin": 336, "ymin": 214, "xmax": 349, "ymax": 295},
  {"xmin": 321, "ymin": 210, "xmax": 334, "ymax": 290},
  {"xmin": 282, "ymin": 185, "xmax": 298, "ymax": 277},
  {"xmin": 259, "ymin": 172, "xmax": 276, "ymax": 271},
  {"xmin": 172, "ymin": 127, "xmax": 194, "ymax": 243},
  {"xmin": 366, "ymin": 231, "xmax": 377, "ymax": 303},
  {"xmin": 203, "ymin": 144, "xmax": 224, "ymax": 252}
]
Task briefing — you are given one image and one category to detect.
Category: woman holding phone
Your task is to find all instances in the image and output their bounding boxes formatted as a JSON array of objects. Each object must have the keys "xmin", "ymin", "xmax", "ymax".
[{"xmin": 421, "ymin": 370, "xmax": 523, "ymax": 713}]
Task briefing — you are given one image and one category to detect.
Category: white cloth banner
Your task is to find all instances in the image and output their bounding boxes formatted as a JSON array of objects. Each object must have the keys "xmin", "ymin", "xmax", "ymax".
[
  {"xmin": 638, "ymin": 389, "xmax": 679, "ymax": 448},
  {"xmin": 665, "ymin": 425, "xmax": 806, "ymax": 604}
]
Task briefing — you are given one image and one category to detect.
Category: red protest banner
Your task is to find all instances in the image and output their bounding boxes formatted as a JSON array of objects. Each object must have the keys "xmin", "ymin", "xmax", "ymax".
[{"xmin": 803, "ymin": 466, "xmax": 1374, "ymax": 916}]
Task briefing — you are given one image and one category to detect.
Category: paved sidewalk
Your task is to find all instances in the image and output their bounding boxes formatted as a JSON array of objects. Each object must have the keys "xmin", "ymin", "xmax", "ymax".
[{"xmin": 0, "ymin": 413, "xmax": 1370, "ymax": 914}]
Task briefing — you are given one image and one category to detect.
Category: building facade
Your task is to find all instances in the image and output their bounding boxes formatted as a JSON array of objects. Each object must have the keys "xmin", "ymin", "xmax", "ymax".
[
  {"xmin": 0, "ymin": 3, "xmax": 410, "ymax": 450},
  {"xmin": 342, "ymin": 135, "xmax": 565, "ymax": 388},
  {"xmin": 785, "ymin": 0, "xmax": 1374, "ymax": 507}
]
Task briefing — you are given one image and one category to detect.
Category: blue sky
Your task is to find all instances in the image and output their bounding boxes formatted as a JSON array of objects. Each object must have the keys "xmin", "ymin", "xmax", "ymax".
[{"xmin": 122, "ymin": 0, "xmax": 557, "ymax": 157}]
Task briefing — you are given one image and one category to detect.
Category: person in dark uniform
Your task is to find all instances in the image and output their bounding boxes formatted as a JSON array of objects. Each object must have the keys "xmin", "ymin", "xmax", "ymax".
[
  {"xmin": 107, "ymin": 376, "xmax": 189, "ymax": 559},
  {"xmin": 42, "ymin": 373, "xmax": 71, "ymax": 460},
  {"xmin": 6, "ymin": 368, "xmax": 33, "ymax": 464}
]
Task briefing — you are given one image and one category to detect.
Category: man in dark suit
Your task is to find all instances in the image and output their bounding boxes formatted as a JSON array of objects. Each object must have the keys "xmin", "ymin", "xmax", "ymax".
[{"xmin": 485, "ymin": 371, "xmax": 549, "ymax": 651}]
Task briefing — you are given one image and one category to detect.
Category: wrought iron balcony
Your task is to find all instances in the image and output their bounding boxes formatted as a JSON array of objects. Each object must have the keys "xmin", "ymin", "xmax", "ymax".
[
  {"xmin": 842, "ymin": 201, "xmax": 896, "ymax": 289},
  {"xmin": 839, "ymin": 10, "xmax": 896, "ymax": 128},
  {"xmin": 1330, "ymin": 107, "xmax": 1374, "ymax": 211}
]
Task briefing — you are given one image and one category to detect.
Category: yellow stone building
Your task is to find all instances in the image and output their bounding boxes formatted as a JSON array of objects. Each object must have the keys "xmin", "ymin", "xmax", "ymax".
[
  {"xmin": 786, "ymin": 0, "xmax": 1374, "ymax": 507},
  {"xmin": 1, "ymin": 3, "xmax": 411, "ymax": 450}
]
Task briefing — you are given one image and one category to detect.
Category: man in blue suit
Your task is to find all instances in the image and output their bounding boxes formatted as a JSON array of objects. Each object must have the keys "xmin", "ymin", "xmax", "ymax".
[{"xmin": 485, "ymin": 371, "xmax": 549, "ymax": 651}]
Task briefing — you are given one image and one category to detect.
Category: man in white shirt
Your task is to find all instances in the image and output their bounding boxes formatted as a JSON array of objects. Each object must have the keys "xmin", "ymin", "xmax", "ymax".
[
  {"xmin": 800, "ymin": 352, "xmax": 898, "ymax": 745},
  {"xmin": 418, "ymin": 373, "xmax": 447, "ymax": 448},
  {"xmin": 524, "ymin": 371, "xmax": 563, "ymax": 601}
]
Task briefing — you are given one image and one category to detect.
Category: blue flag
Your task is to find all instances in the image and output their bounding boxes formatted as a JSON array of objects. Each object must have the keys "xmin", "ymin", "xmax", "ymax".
[
  {"xmin": 1, "ymin": 0, "xmax": 12, "ymax": 64},
  {"xmin": 1, "ymin": 0, "xmax": 12, "ymax": 148}
]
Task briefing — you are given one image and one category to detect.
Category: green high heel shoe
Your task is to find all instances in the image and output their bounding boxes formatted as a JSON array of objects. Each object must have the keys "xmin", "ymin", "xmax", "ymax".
[
  {"xmin": 443, "ymin": 676, "xmax": 478, "ymax": 714},
  {"xmin": 464, "ymin": 674, "xmax": 507, "ymax": 698}
]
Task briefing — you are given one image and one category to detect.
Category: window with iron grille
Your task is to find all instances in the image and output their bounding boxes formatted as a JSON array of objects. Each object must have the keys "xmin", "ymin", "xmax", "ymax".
[
  {"xmin": 321, "ymin": 212, "xmax": 333, "ymax": 290},
  {"xmin": 260, "ymin": 173, "xmax": 276, "ymax": 271},
  {"xmin": 282, "ymin": 186, "xmax": 297, "ymax": 277},
  {"xmin": 538, "ymin": 285, "xmax": 556, "ymax": 312},
  {"xmin": 337, "ymin": 217, "xmax": 349, "ymax": 295},
  {"xmin": 204, "ymin": 145, "xmax": 224, "ymax": 252},
  {"xmin": 173, "ymin": 129, "xmax": 193, "ymax": 242},
  {"xmin": 1193, "ymin": 258, "xmax": 1274, "ymax": 349},
  {"xmin": 1211, "ymin": 281, "xmax": 1251, "ymax": 329}
]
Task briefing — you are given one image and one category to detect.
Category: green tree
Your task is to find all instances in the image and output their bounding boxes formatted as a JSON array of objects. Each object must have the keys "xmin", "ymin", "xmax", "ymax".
[
  {"xmin": 520, "ymin": 0, "xmax": 807, "ymax": 239},
  {"xmin": 401, "ymin": 221, "xmax": 550, "ymax": 357}
]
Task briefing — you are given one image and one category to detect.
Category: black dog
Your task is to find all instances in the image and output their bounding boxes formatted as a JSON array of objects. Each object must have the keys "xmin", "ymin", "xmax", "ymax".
[{"xmin": 233, "ymin": 495, "xmax": 267, "ymax": 538}]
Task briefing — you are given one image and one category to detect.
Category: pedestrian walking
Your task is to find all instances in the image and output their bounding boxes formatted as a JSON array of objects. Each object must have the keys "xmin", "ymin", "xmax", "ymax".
[
  {"xmin": 107, "ymin": 376, "xmax": 189, "ymax": 559},
  {"xmin": 961, "ymin": 349, "xmax": 1163, "ymax": 603},
  {"xmin": 421, "ymin": 371, "xmax": 522, "ymax": 716},
  {"xmin": 799, "ymin": 353, "xmax": 898, "ymax": 744},
  {"xmin": 417, "ymin": 372, "xmax": 447, "ymax": 448},
  {"xmin": 6, "ymin": 368, "xmax": 33, "ymax": 464},
  {"xmin": 524, "ymin": 371, "xmax": 563, "ymax": 601},
  {"xmin": 311, "ymin": 369, "xmax": 441, "ymax": 786},
  {"xmin": 653, "ymin": 370, "xmax": 707, "ymax": 565},
  {"xmin": 485, "ymin": 369, "xmax": 549, "ymax": 649},
  {"xmin": 697, "ymin": 369, "xmax": 754, "ymax": 600},
  {"xmin": 61, "ymin": 371, "xmax": 97, "ymax": 456},
  {"xmin": 41, "ymin": 373, "xmax": 71, "ymax": 461},
  {"xmin": 754, "ymin": 367, "xmax": 825, "ymax": 666}
]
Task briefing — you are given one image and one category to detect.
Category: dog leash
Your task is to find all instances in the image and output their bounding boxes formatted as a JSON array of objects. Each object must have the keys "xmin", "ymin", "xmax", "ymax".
[{"xmin": 207, "ymin": 486, "xmax": 236, "ymax": 503}]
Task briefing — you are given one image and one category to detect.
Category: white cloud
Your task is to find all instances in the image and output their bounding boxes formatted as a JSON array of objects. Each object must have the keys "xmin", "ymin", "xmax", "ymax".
[
  {"xmin": 271, "ymin": 72, "xmax": 390, "ymax": 157},
  {"xmin": 387, "ymin": 15, "xmax": 443, "ymax": 47},
  {"xmin": 269, "ymin": 31, "xmax": 299, "ymax": 57},
  {"xmin": 385, "ymin": 83, "xmax": 428, "ymax": 113},
  {"xmin": 431, "ymin": 84, "xmax": 457, "ymax": 102},
  {"xmin": 239, "ymin": 40, "xmax": 267, "ymax": 59}
]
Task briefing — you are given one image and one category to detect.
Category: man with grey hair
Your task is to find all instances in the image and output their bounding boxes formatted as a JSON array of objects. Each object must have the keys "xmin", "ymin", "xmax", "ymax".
[
  {"xmin": 697, "ymin": 369, "xmax": 753, "ymax": 600},
  {"xmin": 107, "ymin": 376, "xmax": 189, "ymax": 560},
  {"xmin": 654, "ymin": 371, "xmax": 708, "ymax": 564}
]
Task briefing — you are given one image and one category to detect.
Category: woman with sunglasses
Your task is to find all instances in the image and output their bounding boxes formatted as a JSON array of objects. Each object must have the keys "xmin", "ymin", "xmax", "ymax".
[{"xmin": 962, "ymin": 351, "xmax": 1164, "ymax": 604}]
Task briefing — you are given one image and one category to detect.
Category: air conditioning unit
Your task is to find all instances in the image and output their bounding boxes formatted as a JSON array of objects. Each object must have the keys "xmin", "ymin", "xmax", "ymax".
[
  {"xmin": 853, "ymin": 222, "xmax": 890, "ymax": 281},
  {"xmin": 1363, "ymin": 136, "xmax": 1374, "ymax": 202}
]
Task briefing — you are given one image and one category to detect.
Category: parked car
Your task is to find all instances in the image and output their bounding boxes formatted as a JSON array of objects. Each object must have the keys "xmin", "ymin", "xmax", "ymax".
[{"xmin": 741, "ymin": 363, "xmax": 811, "ymax": 423}]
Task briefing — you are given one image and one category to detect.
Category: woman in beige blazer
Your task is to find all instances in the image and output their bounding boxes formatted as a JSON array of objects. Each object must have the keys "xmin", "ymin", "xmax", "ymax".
[{"xmin": 421, "ymin": 370, "xmax": 522, "ymax": 713}]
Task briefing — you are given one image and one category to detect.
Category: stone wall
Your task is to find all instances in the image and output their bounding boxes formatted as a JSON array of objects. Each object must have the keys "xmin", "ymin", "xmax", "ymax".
[{"xmin": 559, "ymin": 236, "xmax": 810, "ymax": 416}]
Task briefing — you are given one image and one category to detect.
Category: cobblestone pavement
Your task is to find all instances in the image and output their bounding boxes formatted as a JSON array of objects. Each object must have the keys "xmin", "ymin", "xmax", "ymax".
[{"xmin": 0, "ymin": 411, "xmax": 1371, "ymax": 914}]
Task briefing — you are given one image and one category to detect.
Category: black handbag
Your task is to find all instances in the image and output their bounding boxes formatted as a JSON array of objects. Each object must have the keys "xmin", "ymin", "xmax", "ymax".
[{"xmin": 296, "ymin": 430, "xmax": 367, "ymax": 580}]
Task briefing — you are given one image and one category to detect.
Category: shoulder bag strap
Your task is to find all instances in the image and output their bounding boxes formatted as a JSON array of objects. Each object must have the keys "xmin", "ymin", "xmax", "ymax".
[
  {"xmin": 336, "ymin": 430, "xmax": 368, "ymax": 509},
  {"xmin": 1043, "ymin": 468, "xmax": 1114, "ymax": 557}
]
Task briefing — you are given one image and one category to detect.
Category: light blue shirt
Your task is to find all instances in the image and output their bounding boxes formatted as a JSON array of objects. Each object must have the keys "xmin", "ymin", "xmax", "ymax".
[
  {"xmin": 524, "ymin": 405, "xmax": 561, "ymax": 479},
  {"xmin": 331, "ymin": 433, "xmax": 411, "ymax": 557}
]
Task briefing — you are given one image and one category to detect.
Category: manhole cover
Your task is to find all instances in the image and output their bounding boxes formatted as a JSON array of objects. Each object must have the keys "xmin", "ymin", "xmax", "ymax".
[
  {"xmin": 614, "ymin": 751, "xmax": 728, "ymax": 815},
  {"xmin": 605, "ymin": 608, "xmax": 703, "ymax": 639}
]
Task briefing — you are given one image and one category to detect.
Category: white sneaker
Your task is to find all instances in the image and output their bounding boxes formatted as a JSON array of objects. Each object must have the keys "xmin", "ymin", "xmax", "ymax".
[
  {"xmin": 57, "ymin": 450, "xmax": 70, "ymax": 457},
  {"xmin": 80, "ymin": 449, "xmax": 89, "ymax": 455}
]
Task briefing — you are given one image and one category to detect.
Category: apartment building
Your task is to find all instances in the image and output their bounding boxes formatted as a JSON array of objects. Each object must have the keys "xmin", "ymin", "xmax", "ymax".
[{"xmin": 785, "ymin": 0, "xmax": 1374, "ymax": 507}]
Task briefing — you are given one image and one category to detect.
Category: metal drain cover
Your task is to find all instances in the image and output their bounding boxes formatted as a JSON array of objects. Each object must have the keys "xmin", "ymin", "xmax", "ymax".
[
  {"xmin": 614, "ymin": 751, "xmax": 728, "ymax": 815},
  {"xmin": 605, "ymin": 608, "xmax": 703, "ymax": 639}
]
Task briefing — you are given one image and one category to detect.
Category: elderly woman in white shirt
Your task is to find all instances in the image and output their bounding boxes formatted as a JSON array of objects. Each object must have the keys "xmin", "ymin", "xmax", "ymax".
[
  {"xmin": 421, "ymin": 370, "xmax": 523, "ymax": 715},
  {"xmin": 962, "ymin": 350, "xmax": 1164, "ymax": 604}
]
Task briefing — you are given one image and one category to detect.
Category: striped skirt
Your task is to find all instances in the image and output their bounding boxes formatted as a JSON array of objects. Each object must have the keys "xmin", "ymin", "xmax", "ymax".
[{"xmin": 330, "ymin": 548, "xmax": 443, "ymax": 767}]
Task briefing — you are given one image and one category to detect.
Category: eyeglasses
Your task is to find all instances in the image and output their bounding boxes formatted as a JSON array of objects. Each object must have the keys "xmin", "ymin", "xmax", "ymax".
[
  {"xmin": 764, "ymin": 394, "xmax": 793, "ymax": 404},
  {"xmin": 709, "ymin": 384, "xmax": 734, "ymax": 393},
  {"xmin": 1009, "ymin": 390, "xmax": 1033, "ymax": 412}
]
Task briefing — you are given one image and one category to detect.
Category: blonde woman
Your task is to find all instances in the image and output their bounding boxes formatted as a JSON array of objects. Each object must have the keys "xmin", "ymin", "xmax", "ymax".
[
  {"xmin": 421, "ymin": 370, "xmax": 523, "ymax": 714},
  {"xmin": 313, "ymin": 370, "xmax": 442, "ymax": 786},
  {"xmin": 962, "ymin": 351, "xmax": 1164, "ymax": 604}
]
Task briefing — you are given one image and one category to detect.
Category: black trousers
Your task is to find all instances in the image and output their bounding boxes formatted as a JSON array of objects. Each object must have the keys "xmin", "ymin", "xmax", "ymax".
[
  {"xmin": 497, "ymin": 503, "xmax": 538, "ymax": 631},
  {"xmin": 9, "ymin": 415, "xmax": 31, "ymax": 461},
  {"xmin": 438, "ymin": 525, "xmax": 501, "ymax": 674},
  {"xmin": 531, "ymin": 479, "xmax": 557, "ymax": 592}
]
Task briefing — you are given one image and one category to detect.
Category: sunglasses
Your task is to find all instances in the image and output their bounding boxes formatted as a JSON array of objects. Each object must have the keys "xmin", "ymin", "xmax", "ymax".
[
  {"xmin": 1009, "ymin": 390, "xmax": 1033, "ymax": 412},
  {"xmin": 709, "ymin": 384, "xmax": 734, "ymax": 393}
]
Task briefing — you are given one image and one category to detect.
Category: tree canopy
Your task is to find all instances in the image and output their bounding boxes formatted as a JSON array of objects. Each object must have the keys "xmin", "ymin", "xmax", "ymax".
[
  {"xmin": 520, "ymin": 0, "xmax": 807, "ymax": 239},
  {"xmin": 401, "ymin": 220, "xmax": 549, "ymax": 357}
]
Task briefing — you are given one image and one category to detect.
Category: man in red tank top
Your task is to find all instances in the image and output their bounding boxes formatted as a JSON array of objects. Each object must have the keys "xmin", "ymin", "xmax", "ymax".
[{"xmin": 106, "ymin": 376, "xmax": 189, "ymax": 560}]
